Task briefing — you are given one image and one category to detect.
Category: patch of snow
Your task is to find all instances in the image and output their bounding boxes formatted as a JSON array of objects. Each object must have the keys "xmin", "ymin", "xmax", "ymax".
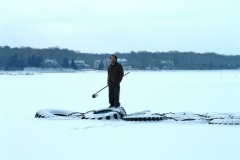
[{"xmin": 0, "ymin": 70, "xmax": 240, "ymax": 160}]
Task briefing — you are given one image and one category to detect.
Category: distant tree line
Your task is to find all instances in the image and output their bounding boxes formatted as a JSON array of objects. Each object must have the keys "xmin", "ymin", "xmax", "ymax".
[{"xmin": 0, "ymin": 46, "xmax": 239, "ymax": 70}]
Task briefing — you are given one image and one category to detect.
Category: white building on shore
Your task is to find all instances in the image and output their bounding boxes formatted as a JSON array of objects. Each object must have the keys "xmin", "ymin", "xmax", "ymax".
[
  {"xmin": 146, "ymin": 60, "xmax": 174, "ymax": 70},
  {"xmin": 118, "ymin": 58, "xmax": 132, "ymax": 70},
  {"xmin": 69, "ymin": 60, "xmax": 90, "ymax": 69},
  {"xmin": 94, "ymin": 60, "xmax": 102, "ymax": 69},
  {"xmin": 43, "ymin": 59, "xmax": 58, "ymax": 67},
  {"xmin": 74, "ymin": 60, "xmax": 90, "ymax": 69}
]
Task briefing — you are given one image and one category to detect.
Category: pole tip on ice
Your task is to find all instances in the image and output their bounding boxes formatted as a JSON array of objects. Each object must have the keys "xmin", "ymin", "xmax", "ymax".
[
  {"xmin": 92, "ymin": 72, "xmax": 129, "ymax": 99},
  {"xmin": 92, "ymin": 93, "xmax": 98, "ymax": 98}
]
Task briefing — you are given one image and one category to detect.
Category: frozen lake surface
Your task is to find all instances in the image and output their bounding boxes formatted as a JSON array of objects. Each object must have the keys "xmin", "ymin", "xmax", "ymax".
[{"xmin": 1, "ymin": 70, "xmax": 240, "ymax": 160}]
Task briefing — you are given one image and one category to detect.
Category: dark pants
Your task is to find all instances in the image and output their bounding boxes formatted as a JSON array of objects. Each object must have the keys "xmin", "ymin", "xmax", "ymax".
[{"xmin": 109, "ymin": 83, "xmax": 120, "ymax": 107}]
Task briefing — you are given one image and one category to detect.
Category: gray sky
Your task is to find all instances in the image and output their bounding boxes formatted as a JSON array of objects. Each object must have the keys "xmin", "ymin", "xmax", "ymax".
[{"xmin": 1, "ymin": 0, "xmax": 239, "ymax": 55}]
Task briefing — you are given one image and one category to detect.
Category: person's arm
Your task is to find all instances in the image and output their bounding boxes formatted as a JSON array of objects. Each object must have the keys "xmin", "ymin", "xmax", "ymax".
[
  {"xmin": 118, "ymin": 64, "xmax": 124, "ymax": 83},
  {"xmin": 107, "ymin": 67, "xmax": 110, "ymax": 85}
]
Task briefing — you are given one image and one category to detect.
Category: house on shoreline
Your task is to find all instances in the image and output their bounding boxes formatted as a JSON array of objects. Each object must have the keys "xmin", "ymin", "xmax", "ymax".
[
  {"xmin": 43, "ymin": 59, "xmax": 58, "ymax": 67},
  {"xmin": 74, "ymin": 60, "xmax": 90, "ymax": 69},
  {"xmin": 146, "ymin": 60, "xmax": 174, "ymax": 70}
]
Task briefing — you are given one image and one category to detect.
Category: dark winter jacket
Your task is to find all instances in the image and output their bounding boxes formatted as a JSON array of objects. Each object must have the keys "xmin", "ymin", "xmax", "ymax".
[{"xmin": 108, "ymin": 62, "xmax": 124, "ymax": 86}]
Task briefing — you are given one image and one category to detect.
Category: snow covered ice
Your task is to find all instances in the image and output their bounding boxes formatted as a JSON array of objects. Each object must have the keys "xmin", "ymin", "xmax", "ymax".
[{"xmin": 0, "ymin": 70, "xmax": 240, "ymax": 160}]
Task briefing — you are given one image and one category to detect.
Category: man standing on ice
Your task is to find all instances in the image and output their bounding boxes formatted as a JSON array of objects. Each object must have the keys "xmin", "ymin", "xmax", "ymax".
[{"xmin": 108, "ymin": 55, "xmax": 124, "ymax": 108}]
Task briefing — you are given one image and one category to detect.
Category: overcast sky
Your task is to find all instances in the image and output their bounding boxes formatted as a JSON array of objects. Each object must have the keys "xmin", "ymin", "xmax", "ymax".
[{"xmin": 0, "ymin": 0, "xmax": 239, "ymax": 55}]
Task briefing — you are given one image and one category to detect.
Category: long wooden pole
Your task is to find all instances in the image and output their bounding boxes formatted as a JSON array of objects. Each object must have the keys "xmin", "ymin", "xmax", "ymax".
[{"xmin": 92, "ymin": 72, "xmax": 130, "ymax": 98}]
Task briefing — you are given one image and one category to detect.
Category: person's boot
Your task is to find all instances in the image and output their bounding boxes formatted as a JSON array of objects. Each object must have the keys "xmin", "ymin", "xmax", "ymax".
[
  {"xmin": 114, "ymin": 103, "xmax": 120, "ymax": 108},
  {"xmin": 109, "ymin": 104, "xmax": 115, "ymax": 108},
  {"xmin": 114, "ymin": 104, "xmax": 120, "ymax": 108}
]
